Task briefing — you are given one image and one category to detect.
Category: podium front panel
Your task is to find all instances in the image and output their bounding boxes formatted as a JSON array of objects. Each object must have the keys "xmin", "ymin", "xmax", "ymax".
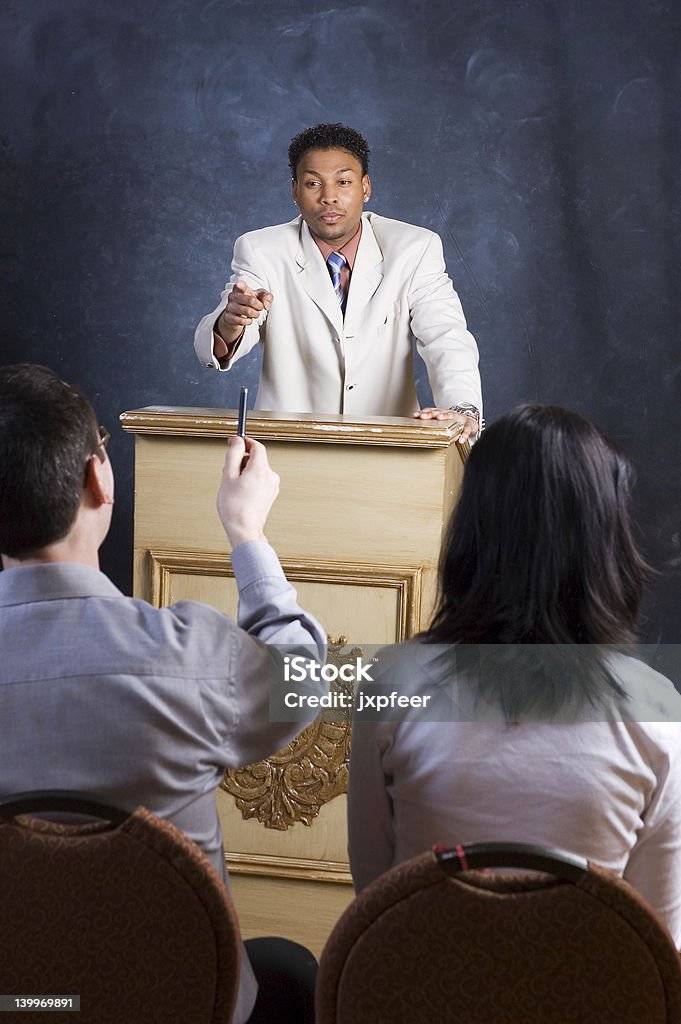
[{"xmin": 121, "ymin": 407, "xmax": 467, "ymax": 954}]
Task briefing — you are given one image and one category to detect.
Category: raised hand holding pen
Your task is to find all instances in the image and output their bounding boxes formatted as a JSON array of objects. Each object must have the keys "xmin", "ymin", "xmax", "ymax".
[{"xmin": 217, "ymin": 436, "xmax": 280, "ymax": 550}]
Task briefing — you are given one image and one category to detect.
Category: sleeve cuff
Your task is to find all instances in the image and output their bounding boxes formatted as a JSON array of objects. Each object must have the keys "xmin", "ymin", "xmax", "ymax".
[
  {"xmin": 212, "ymin": 327, "xmax": 245, "ymax": 370},
  {"xmin": 230, "ymin": 539, "xmax": 285, "ymax": 588}
]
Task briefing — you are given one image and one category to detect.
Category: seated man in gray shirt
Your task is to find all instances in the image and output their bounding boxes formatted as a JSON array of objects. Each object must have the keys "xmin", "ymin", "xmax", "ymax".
[{"xmin": 0, "ymin": 364, "xmax": 328, "ymax": 1024}]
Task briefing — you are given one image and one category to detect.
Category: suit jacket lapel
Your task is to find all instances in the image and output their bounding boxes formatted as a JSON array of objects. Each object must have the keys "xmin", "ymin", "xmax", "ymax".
[
  {"xmin": 296, "ymin": 221, "xmax": 344, "ymax": 335},
  {"xmin": 344, "ymin": 214, "xmax": 384, "ymax": 324}
]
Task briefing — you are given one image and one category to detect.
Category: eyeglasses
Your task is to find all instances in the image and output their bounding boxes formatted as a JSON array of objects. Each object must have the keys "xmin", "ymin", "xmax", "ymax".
[{"xmin": 93, "ymin": 425, "xmax": 110, "ymax": 459}]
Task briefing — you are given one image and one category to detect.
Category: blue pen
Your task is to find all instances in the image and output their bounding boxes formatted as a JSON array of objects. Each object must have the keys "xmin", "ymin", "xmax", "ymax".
[{"xmin": 237, "ymin": 386, "xmax": 248, "ymax": 437}]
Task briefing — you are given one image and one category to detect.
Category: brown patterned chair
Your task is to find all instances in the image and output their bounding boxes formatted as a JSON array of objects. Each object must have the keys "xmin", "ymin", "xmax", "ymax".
[
  {"xmin": 316, "ymin": 843, "xmax": 681, "ymax": 1023},
  {"xmin": 0, "ymin": 791, "xmax": 242, "ymax": 1023}
]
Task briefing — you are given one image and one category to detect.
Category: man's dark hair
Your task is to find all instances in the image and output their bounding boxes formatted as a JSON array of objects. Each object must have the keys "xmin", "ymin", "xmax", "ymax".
[
  {"xmin": 288, "ymin": 123, "xmax": 370, "ymax": 178},
  {"xmin": 0, "ymin": 364, "xmax": 100, "ymax": 558},
  {"xmin": 424, "ymin": 404, "xmax": 649, "ymax": 717}
]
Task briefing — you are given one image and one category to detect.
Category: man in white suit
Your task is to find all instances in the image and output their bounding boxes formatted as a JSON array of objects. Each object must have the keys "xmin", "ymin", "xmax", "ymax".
[{"xmin": 195, "ymin": 124, "xmax": 482, "ymax": 442}]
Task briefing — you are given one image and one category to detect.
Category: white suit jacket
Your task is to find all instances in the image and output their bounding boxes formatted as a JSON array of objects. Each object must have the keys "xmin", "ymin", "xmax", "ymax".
[{"xmin": 195, "ymin": 212, "xmax": 482, "ymax": 417}]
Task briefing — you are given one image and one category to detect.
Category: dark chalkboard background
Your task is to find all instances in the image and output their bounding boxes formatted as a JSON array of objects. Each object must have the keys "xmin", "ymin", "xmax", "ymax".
[{"xmin": 1, "ymin": 1, "xmax": 680, "ymax": 659}]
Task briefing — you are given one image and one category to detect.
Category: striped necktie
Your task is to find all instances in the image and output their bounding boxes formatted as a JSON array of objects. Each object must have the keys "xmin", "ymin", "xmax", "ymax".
[{"xmin": 326, "ymin": 251, "xmax": 347, "ymax": 311}]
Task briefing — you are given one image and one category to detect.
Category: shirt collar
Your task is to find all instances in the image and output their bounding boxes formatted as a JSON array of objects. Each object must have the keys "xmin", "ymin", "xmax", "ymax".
[
  {"xmin": 310, "ymin": 221, "xmax": 362, "ymax": 270},
  {"xmin": 0, "ymin": 562, "xmax": 124, "ymax": 607}
]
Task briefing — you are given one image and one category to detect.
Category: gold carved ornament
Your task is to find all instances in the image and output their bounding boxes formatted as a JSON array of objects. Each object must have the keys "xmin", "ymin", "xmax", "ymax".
[{"xmin": 220, "ymin": 638, "xmax": 359, "ymax": 830}]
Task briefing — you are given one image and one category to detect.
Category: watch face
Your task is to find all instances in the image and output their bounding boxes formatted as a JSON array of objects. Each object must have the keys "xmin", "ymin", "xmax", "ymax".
[{"xmin": 454, "ymin": 403, "xmax": 479, "ymax": 417}]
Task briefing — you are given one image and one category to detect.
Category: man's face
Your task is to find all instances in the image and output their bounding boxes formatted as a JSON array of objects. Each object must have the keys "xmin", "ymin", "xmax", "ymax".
[{"xmin": 291, "ymin": 148, "xmax": 371, "ymax": 248}]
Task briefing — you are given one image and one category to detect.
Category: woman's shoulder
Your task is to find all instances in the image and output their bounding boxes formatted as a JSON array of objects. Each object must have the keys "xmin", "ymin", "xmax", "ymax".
[{"xmin": 609, "ymin": 651, "xmax": 681, "ymax": 728}]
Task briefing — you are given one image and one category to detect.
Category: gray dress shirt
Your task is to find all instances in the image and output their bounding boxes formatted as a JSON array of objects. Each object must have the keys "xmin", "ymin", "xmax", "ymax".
[{"xmin": 0, "ymin": 540, "xmax": 327, "ymax": 1023}]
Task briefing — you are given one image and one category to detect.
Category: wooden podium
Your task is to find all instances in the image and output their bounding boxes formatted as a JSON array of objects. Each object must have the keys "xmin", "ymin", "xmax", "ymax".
[{"xmin": 120, "ymin": 406, "xmax": 468, "ymax": 954}]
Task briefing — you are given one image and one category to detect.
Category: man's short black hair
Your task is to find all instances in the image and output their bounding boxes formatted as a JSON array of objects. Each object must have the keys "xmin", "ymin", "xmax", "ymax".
[
  {"xmin": 288, "ymin": 124, "xmax": 370, "ymax": 179},
  {"xmin": 0, "ymin": 364, "xmax": 100, "ymax": 558}
]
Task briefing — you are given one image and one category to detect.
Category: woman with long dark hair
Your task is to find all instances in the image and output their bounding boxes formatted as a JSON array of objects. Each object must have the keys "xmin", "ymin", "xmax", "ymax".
[{"xmin": 348, "ymin": 404, "xmax": 681, "ymax": 941}]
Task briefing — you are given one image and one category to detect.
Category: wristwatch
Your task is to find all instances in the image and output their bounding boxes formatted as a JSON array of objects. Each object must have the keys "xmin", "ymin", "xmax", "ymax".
[
  {"xmin": 450, "ymin": 403, "xmax": 480, "ymax": 421},
  {"xmin": 450, "ymin": 403, "xmax": 484, "ymax": 433}
]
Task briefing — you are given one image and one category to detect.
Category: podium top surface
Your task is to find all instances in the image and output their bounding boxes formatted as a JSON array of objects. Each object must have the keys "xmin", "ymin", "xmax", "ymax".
[{"xmin": 120, "ymin": 406, "xmax": 469, "ymax": 453}]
